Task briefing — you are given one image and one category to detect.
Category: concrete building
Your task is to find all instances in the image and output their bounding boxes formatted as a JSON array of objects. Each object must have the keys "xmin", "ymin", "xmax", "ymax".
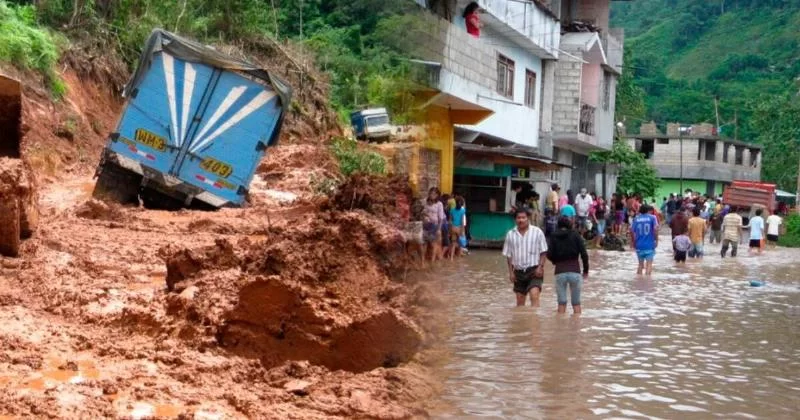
[
  {"xmin": 407, "ymin": 0, "xmax": 564, "ymax": 243},
  {"xmin": 537, "ymin": 0, "xmax": 630, "ymax": 198},
  {"xmin": 625, "ymin": 122, "xmax": 762, "ymax": 200}
]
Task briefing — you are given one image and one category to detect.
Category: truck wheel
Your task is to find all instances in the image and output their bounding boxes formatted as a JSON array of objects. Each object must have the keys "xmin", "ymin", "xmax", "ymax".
[
  {"xmin": 92, "ymin": 163, "xmax": 143, "ymax": 204},
  {"xmin": 0, "ymin": 198, "xmax": 20, "ymax": 257}
]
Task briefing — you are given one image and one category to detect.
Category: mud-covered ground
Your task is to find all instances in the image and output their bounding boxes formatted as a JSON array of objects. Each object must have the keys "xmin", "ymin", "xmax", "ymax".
[{"xmin": 0, "ymin": 145, "xmax": 444, "ymax": 419}]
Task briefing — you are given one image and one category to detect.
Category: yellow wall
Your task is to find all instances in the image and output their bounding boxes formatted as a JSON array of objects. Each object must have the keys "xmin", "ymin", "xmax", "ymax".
[{"xmin": 422, "ymin": 105, "xmax": 454, "ymax": 194}]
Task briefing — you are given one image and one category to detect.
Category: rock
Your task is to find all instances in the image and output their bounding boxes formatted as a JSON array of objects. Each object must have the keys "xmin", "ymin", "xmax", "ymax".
[
  {"xmin": 178, "ymin": 286, "xmax": 199, "ymax": 302},
  {"xmin": 284, "ymin": 379, "xmax": 312, "ymax": 396}
]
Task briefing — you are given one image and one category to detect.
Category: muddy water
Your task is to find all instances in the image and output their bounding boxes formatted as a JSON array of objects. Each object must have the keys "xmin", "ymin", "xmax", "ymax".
[{"xmin": 432, "ymin": 235, "xmax": 800, "ymax": 419}]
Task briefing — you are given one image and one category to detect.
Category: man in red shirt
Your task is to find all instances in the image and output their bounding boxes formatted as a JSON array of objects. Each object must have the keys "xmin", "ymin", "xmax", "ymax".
[{"xmin": 463, "ymin": 2, "xmax": 481, "ymax": 38}]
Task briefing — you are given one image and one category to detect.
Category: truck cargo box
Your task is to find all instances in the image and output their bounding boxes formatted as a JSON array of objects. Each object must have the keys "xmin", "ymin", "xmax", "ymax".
[{"xmin": 94, "ymin": 29, "xmax": 291, "ymax": 208}]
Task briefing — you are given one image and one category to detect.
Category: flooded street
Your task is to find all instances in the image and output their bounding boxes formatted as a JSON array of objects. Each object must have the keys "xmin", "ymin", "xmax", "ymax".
[{"xmin": 432, "ymin": 234, "xmax": 800, "ymax": 419}]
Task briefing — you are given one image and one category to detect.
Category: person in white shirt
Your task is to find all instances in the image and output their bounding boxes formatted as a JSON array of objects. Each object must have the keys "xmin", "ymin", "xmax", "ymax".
[
  {"xmin": 507, "ymin": 184, "xmax": 522, "ymax": 213},
  {"xmin": 766, "ymin": 212, "xmax": 783, "ymax": 248},
  {"xmin": 502, "ymin": 208, "xmax": 548, "ymax": 307},
  {"xmin": 574, "ymin": 188, "xmax": 594, "ymax": 233},
  {"xmin": 748, "ymin": 208, "xmax": 765, "ymax": 255}
]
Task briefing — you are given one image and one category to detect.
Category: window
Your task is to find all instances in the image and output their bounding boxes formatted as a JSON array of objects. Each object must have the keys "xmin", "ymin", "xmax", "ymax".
[
  {"xmin": 496, "ymin": 54, "xmax": 515, "ymax": 99},
  {"xmin": 657, "ymin": 138, "xmax": 670, "ymax": 144},
  {"xmin": 638, "ymin": 139, "xmax": 654, "ymax": 159},
  {"xmin": 602, "ymin": 72, "xmax": 612, "ymax": 111},
  {"xmin": 524, "ymin": 69, "xmax": 537, "ymax": 108},
  {"xmin": 750, "ymin": 149, "xmax": 759, "ymax": 167},
  {"xmin": 734, "ymin": 146, "xmax": 744, "ymax": 165},
  {"xmin": 705, "ymin": 141, "xmax": 717, "ymax": 161}
]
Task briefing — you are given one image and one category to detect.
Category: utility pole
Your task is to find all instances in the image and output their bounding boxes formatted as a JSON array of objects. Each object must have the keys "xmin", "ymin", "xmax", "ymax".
[
  {"xmin": 734, "ymin": 109, "xmax": 739, "ymax": 141},
  {"xmin": 714, "ymin": 96, "xmax": 721, "ymax": 134}
]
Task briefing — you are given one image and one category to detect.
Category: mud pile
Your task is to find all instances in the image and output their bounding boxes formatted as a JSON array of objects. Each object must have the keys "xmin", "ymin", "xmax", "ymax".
[
  {"xmin": 332, "ymin": 173, "xmax": 413, "ymax": 223},
  {"xmin": 0, "ymin": 158, "xmax": 38, "ymax": 256},
  {"xmin": 161, "ymin": 210, "xmax": 422, "ymax": 373}
]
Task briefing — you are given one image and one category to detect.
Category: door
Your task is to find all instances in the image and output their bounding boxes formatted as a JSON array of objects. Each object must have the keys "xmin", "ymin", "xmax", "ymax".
[
  {"xmin": 112, "ymin": 52, "xmax": 217, "ymax": 176},
  {"xmin": 176, "ymin": 70, "xmax": 282, "ymax": 204}
]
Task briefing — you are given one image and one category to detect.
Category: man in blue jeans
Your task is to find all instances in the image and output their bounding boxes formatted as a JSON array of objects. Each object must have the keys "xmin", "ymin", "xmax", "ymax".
[
  {"xmin": 631, "ymin": 204, "xmax": 659, "ymax": 276},
  {"xmin": 546, "ymin": 217, "xmax": 589, "ymax": 314}
]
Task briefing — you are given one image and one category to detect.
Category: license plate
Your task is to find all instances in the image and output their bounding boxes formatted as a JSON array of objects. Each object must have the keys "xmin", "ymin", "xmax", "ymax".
[
  {"xmin": 134, "ymin": 128, "xmax": 166, "ymax": 151},
  {"xmin": 200, "ymin": 157, "xmax": 233, "ymax": 178}
]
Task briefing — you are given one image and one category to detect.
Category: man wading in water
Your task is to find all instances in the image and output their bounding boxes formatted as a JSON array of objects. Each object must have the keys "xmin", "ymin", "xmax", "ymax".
[{"xmin": 502, "ymin": 209, "xmax": 548, "ymax": 307}]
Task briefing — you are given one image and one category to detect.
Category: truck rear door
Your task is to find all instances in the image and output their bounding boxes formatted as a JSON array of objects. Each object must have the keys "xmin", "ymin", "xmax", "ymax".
[
  {"xmin": 111, "ymin": 52, "xmax": 216, "ymax": 177},
  {"xmin": 176, "ymin": 70, "xmax": 283, "ymax": 205}
]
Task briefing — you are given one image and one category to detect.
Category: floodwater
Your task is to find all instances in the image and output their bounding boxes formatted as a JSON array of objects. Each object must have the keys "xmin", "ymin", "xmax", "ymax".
[{"xmin": 432, "ymin": 234, "xmax": 800, "ymax": 419}]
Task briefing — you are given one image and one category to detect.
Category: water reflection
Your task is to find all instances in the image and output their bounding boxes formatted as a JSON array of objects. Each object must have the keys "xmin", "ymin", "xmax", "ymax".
[{"xmin": 432, "ymin": 237, "xmax": 800, "ymax": 419}]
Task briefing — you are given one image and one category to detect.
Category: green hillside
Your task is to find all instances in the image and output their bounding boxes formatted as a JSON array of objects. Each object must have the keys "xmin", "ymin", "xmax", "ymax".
[{"xmin": 611, "ymin": 0, "xmax": 800, "ymax": 190}]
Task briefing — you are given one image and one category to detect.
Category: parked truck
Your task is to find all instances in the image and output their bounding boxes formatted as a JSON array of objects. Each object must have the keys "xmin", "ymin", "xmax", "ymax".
[
  {"xmin": 0, "ymin": 74, "xmax": 38, "ymax": 257},
  {"xmin": 350, "ymin": 108, "xmax": 392, "ymax": 142},
  {"xmin": 93, "ymin": 29, "xmax": 291, "ymax": 208},
  {"xmin": 722, "ymin": 180, "xmax": 776, "ymax": 225}
]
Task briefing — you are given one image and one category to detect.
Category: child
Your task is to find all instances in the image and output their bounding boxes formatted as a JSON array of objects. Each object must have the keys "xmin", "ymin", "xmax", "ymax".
[{"xmin": 673, "ymin": 229, "xmax": 692, "ymax": 264}]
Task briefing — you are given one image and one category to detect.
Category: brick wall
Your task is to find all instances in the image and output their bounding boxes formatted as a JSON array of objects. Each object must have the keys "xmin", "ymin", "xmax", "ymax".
[
  {"xmin": 628, "ymin": 137, "xmax": 761, "ymax": 182},
  {"xmin": 552, "ymin": 54, "xmax": 582, "ymax": 134},
  {"xmin": 409, "ymin": 11, "xmax": 497, "ymax": 93}
]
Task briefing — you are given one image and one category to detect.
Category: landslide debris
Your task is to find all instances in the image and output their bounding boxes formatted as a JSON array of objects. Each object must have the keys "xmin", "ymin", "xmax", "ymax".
[{"xmin": 159, "ymin": 210, "xmax": 422, "ymax": 373}]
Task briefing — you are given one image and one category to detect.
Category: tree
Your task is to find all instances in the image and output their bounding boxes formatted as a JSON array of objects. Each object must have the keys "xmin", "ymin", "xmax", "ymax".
[
  {"xmin": 751, "ymin": 94, "xmax": 800, "ymax": 190},
  {"xmin": 615, "ymin": 46, "xmax": 646, "ymax": 124},
  {"xmin": 590, "ymin": 139, "xmax": 662, "ymax": 198}
]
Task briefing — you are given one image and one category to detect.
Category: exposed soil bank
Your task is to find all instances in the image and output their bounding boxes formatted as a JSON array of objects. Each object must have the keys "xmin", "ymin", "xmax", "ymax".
[{"xmin": 1, "ymin": 37, "xmax": 445, "ymax": 417}]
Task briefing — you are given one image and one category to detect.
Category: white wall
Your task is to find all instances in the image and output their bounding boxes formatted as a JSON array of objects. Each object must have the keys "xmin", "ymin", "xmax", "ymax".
[{"xmin": 448, "ymin": 25, "xmax": 543, "ymax": 148}]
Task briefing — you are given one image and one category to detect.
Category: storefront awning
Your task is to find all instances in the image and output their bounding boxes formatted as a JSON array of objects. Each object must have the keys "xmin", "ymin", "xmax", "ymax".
[{"xmin": 454, "ymin": 142, "xmax": 570, "ymax": 171}]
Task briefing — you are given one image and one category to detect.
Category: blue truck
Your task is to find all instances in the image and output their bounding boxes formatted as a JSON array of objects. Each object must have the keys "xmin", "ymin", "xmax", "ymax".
[{"xmin": 93, "ymin": 29, "xmax": 291, "ymax": 208}]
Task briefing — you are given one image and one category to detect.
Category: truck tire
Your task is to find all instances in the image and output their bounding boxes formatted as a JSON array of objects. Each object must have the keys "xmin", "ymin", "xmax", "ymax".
[
  {"xmin": 92, "ymin": 163, "xmax": 143, "ymax": 204},
  {"xmin": 0, "ymin": 198, "xmax": 20, "ymax": 257}
]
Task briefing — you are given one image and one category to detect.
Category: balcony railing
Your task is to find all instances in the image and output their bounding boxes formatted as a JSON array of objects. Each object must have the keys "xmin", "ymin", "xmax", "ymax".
[{"xmin": 579, "ymin": 103, "xmax": 596, "ymax": 136}]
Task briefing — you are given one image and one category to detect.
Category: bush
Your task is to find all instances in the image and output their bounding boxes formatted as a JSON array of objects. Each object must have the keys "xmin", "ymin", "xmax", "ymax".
[
  {"xmin": 0, "ymin": 1, "xmax": 64, "ymax": 97},
  {"xmin": 330, "ymin": 137, "xmax": 386, "ymax": 177},
  {"xmin": 778, "ymin": 213, "xmax": 800, "ymax": 248}
]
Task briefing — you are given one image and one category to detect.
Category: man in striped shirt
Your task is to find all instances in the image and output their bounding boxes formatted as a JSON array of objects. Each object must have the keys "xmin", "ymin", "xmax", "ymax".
[{"xmin": 502, "ymin": 208, "xmax": 549, "ymax": 307}]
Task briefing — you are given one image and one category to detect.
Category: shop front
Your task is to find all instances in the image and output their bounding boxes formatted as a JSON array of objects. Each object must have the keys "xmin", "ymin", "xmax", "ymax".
[{"xmin": 453, "ymin": 143, "xmax": 564, "ymax": 248}]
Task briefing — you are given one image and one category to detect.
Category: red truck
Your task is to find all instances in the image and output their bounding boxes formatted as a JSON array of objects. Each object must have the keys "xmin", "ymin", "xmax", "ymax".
[{"xmin": 723, "ymin": 180, "xmax": 776, "ymax": 225}]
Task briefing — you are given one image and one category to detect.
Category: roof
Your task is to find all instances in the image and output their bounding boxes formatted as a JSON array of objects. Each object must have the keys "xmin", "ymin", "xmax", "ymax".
[
  {"xmin": 126, "ymin": 29, "xmax": 292, "ymax": 109},
  {"xmin": 624, "ymin": 134, "xmax": 762, "ymax": 149},
  {"xmin": 454, "ymin": 142, "xmax": 571, "ymax": 171}
]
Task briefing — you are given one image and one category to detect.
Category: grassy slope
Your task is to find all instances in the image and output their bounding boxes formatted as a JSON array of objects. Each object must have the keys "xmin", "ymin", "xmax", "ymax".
[{"xmin": 668, "ymin": 8, "xmax": 800, "ymax": 80}]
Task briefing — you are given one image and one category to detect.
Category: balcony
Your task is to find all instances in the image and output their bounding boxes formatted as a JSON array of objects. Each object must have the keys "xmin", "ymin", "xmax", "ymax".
[{"xmin": 477, "ymin": 0, "xmax": 560, "ymax": 59}]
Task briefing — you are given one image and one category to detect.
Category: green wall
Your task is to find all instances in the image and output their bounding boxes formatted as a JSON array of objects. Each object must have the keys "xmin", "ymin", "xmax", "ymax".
[
  {"xmin": 651, "ymin": 179, "xmax": 728, "ymax": 203},
  {"xmin": 469, "ymin": 212, "xmax": 515, "ymax": 242}
]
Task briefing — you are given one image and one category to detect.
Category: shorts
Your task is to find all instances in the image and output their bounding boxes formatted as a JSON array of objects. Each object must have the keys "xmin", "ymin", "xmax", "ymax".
[
  {"xmin": 596, "ymin": 220, "xmax": 607, "ymax": 237},
  {"xmin": 576, "ymin": 216, "xmax": 588, "ymax": 229},
  {"xmin": 749, "ymin": 239, "xmax": 761, "ymax": 248},
  {"xmin": 688, "ymin": 242, "xmax": 704, "ymax": 257},
  {"xmin": 555, "ymin": 272, "xmax": 582, "ymax": 306},
  {"xmin": 674, "ymin": 250, "xmax": 687, "ymax": 262},
  {"xmin": 615, "ymin": 210, "xmax": 625, "ymax": 224},
  {"xmin": 513, "ymin": 267, "xmax": 544, "ymax": 295},
  {"xmin": 449, "ymin": 225, "xmax": 464, "ymax": 242},
  {"xmin": 422, "ymin": 223, "xmax": 439, "ymax": 243},
  {"xmin": 767, "ymin": 234, "xmax": 779, "ymax": 243},
  {"xmin": 636, "ymin": 249, "xmax": 656, "ymax": 262}
]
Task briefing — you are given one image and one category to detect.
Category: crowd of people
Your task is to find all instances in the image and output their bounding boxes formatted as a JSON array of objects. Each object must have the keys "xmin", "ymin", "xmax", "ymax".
[
  {"xmin": 411, "ymin": 187, "xmax": 471, "ymax": 265},
  {"xmin": 501, "ymin": 184, "xmax": 788, "ymax": 314}
]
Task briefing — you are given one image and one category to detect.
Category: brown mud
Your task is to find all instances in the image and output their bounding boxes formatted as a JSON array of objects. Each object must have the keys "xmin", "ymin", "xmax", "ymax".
[{"xmin": 0, "ymin": 38, "xmax": 443, "ymax": 419}]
